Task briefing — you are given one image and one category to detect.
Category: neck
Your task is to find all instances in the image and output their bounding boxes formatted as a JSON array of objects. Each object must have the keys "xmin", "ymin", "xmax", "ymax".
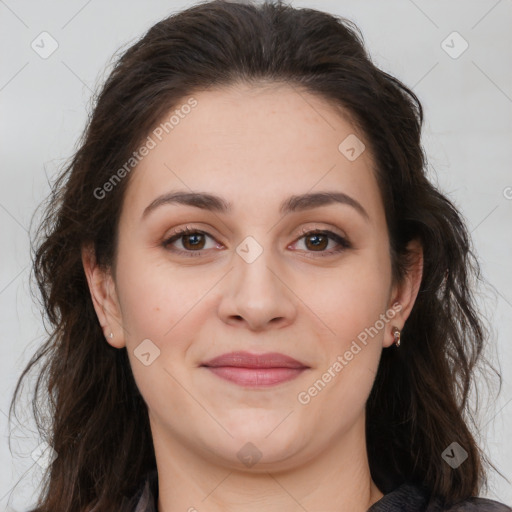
[{"xmin": 152, "ymin": 413, "xmax": 384, "ymax": 512}]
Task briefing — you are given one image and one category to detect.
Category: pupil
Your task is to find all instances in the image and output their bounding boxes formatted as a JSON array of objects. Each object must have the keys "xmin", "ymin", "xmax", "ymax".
[
  {"xmin": 308, "ymin": 234, "xmax": 326, "ymax": 250},
  {"xmin": 185, "ymin": 234, "xmax": 204, "ymax": 249}
]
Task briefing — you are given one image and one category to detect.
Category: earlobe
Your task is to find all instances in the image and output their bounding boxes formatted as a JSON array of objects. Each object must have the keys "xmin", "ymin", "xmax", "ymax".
[
  {"xmin": 385, "ymin": 238, "xmax": 424, "ymax": 348},
  {"xmin": 81, "ymin": 244, "xmax": 126, "ymax": 349}
]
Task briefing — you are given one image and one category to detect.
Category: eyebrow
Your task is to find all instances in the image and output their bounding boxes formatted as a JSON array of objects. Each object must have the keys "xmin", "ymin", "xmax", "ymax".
[{"xmin": 141, "ymin": 190, "xmax": 370, "ymax": 221}]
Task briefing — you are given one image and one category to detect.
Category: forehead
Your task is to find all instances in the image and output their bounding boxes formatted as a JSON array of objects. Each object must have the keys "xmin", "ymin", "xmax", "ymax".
[{"xmin": 122, "ymin": 83, "xmax": 383, "ymax": 223}]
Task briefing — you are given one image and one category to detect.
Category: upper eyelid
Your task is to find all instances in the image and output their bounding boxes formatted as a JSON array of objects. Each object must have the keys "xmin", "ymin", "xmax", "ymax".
[
  {"xmin": 165, "ymin": 225, "xmax": 347, "ymax": 242},
  {"xmin": 163, "ymin": 226, "xmax": 349, "ymax": 250}
]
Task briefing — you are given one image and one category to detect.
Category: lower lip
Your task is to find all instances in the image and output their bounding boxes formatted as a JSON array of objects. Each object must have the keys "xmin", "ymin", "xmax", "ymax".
[{"xmin": 204, "ymin": 366, "xmax": 307, "ymax": 387}]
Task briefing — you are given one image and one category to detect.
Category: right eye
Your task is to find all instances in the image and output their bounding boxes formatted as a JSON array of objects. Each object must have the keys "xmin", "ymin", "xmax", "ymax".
[{"xmin": 162, "ymin": 227, "xmax": 223, "ymax": 256}]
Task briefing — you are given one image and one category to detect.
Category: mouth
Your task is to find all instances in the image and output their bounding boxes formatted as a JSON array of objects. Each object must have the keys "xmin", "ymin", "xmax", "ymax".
[{"xmin": 200, "ymin": 351, "xmax": 310, "ymax": 387}]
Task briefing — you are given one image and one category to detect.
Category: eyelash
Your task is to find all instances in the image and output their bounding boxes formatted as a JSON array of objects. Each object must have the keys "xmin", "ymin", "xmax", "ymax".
[{"xmin": 161, "ymin": 226, "xmax": 351, "ymax": 258}]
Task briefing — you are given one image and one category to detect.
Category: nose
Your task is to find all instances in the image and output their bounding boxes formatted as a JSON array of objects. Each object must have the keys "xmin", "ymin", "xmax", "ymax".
[{"xmin": 216, "ymin": 243, "xmax": 297, "ymax": 332}]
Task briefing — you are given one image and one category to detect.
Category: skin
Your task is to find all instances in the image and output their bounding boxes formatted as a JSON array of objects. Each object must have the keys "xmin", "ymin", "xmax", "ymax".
[{"xmin": 83, "ymin": 83, "xmax": 423, "ymax": 512}]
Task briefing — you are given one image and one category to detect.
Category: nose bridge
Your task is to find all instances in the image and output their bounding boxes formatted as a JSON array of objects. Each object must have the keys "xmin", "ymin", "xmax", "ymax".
[
  {"xmin": 218, "ymin": 233, "xmax": 296, "ymax": 329},
  {"xmin": 234, "ymin": 234, "xmax": 281, "ymax": 300}
]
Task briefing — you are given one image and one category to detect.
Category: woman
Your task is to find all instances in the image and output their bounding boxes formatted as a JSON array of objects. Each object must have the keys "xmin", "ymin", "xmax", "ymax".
[{"xmin": 9, "ymin": 1, "xmax": 511, "ymax": 511}]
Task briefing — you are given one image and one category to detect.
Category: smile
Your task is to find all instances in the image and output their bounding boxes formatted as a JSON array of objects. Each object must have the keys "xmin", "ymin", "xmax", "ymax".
[
  {"xmin": 203, "ymin": 366, "xmax": 308, "ymax": 387},
  {"xmin": 200, "ymin": 351, "xmax": 310, "ymax": 387}
]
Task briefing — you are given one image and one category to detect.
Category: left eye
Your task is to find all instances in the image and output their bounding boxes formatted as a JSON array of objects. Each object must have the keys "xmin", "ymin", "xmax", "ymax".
[
  {"xmin": 162, "ymin": 228, "xmax": 218, "ymax": 253},
  {"xmin": 291, "ymin": 230, "xmax": 350, "ymax": 254},
  {"xmin": 162, "ymin": 228, "xmax": 350, "ymax": 257}
]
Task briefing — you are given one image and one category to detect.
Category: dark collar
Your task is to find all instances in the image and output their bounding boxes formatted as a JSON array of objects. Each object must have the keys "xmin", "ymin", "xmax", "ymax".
[
  {"xmin": 131, "ymin": 471, "xmax": 511, "ymax": 512},
  {"xmin": 130, "ymin": 472, "xmax": 427, "ymax": 512},
  {"xmin": 368, "ymin": 482, "xmax": 431, "ymax": 511}
]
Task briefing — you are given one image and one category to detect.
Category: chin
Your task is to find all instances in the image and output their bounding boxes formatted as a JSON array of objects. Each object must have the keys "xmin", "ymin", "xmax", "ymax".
[{"xmin": 222, "ymin": 410, "xmax": 301, "ymax": 441}]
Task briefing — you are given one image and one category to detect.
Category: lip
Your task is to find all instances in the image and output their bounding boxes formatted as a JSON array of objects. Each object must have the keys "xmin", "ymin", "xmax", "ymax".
[
  {"xmin": 201, "ymin": 351, "xmax": 308, "ymax": 369},
  {"xmin": 201, "ymin": 351, "xmax": 309, "ymax": 387}
]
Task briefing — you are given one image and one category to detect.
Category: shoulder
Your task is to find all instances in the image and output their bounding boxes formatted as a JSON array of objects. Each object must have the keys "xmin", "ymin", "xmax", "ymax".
[
  {"xmin": 440, "ymin": 496, "xmax": 512, "ymax": 511},
  {"xmin": 368, "ymin": 483, "xmax": 511, "ymax": 512}
]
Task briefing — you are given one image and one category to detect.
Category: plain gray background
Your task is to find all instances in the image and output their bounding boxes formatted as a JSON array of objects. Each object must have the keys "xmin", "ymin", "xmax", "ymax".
[{"xmin": 1, "ymin": 0, "xmax": 511, "ymax": 510}]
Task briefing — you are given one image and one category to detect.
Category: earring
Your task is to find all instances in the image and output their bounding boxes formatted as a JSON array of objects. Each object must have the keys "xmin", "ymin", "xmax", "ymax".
[
  {"xmin": 108, "ymin": 332, "xmax": 114, "ymax": 339},
  {"xmin": 392, "ymin": 326, "xmax": 401, "ymax": 347}
]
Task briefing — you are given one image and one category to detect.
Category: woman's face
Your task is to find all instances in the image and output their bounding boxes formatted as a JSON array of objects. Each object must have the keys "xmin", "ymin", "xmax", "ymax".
[{"xmin": 85, "ymin": 83, "xmax": 420, "ymax": 471}]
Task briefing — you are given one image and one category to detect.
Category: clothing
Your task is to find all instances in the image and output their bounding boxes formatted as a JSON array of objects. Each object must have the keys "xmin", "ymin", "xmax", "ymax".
[{"xmin": 128, "ymin": 469, "xmax": 511, "ymax": 511}]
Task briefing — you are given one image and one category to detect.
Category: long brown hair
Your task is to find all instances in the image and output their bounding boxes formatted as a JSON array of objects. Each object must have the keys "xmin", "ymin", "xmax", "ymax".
[{"xmin": 9, "ymin": 1, "xmax": 506, "ymax": 510}]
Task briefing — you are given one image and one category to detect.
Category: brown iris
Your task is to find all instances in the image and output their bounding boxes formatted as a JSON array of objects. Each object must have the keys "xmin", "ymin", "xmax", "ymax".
[{"xmin": 304, "ymin": 233, "xmax": 328, "ymax": 251}]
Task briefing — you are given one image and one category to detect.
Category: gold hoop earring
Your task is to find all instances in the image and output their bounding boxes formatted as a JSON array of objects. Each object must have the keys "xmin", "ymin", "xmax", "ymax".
[{"xmin": 392, "ymin": 326, "xmax": 401, "ymax": 348}]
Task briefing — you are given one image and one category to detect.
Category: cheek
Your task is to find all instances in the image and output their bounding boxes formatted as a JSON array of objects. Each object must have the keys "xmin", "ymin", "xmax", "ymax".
[
  {"xmin": 309, "ymin": 258, "xmax": 391, "ymax": 339},
  {"xmin": 116, "ymin": 256, "xmax": 202, "ymax": 404},
  {"xmin": 304, "ymin": 262, "xmax": 389, "ymax": 410},
  {"xmin": 115, "ymin": 244, "xmax": 208, "ymax": 336}
]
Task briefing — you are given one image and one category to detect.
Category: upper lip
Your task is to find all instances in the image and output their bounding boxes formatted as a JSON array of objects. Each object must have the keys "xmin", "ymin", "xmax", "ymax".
[{"xmin": 201, "ymin": 351, "xmax": 309, "ymax": 369}]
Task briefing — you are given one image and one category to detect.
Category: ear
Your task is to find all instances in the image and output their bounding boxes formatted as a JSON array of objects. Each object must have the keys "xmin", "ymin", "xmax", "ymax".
[
  {"xmin": 384, "ymin": 238, "xmax": 423, "ymax": 348},
  {"xmin": 81, "ymin": 243, "xmax": 126, "ymax": 349}
]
